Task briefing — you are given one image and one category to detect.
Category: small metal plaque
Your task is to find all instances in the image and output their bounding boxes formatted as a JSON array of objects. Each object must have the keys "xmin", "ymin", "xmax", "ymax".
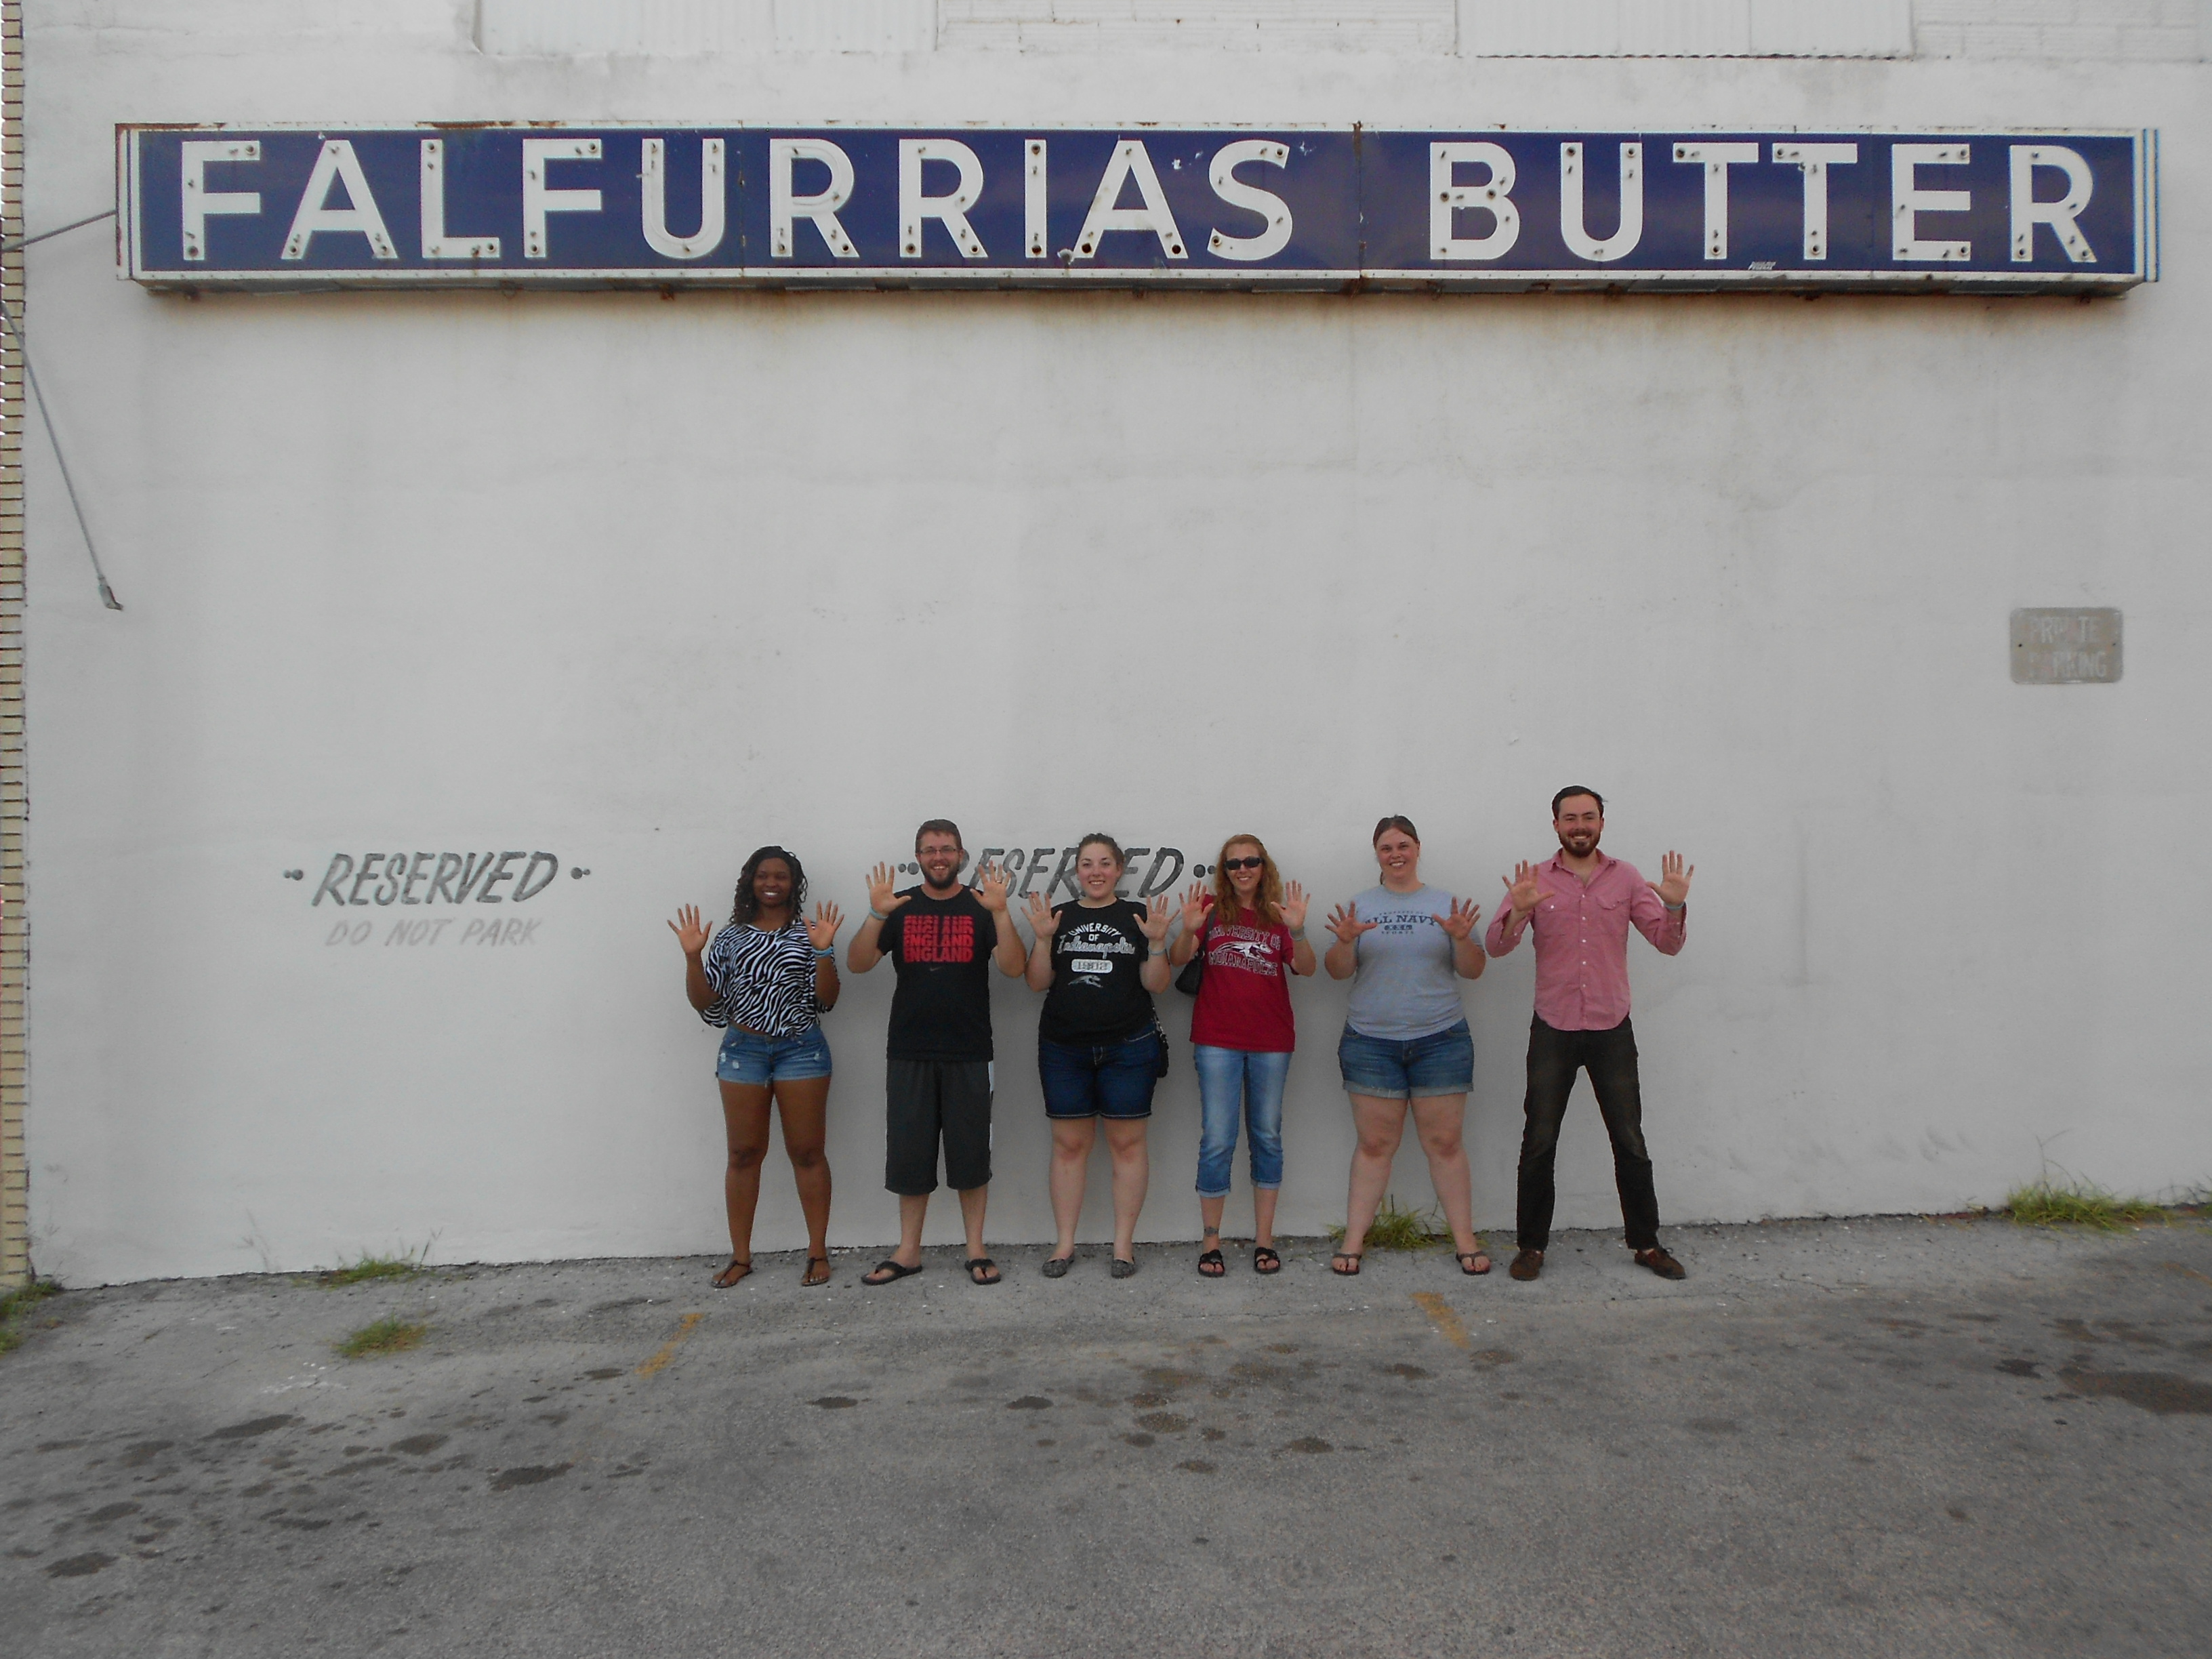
[{"xmin": 2011, "ymin": 608, "xmax": 2121, "ymax": 684}]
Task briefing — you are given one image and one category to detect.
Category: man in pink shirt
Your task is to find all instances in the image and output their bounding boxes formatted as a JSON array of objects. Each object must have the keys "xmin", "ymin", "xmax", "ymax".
[{"xmin": 1483, "ymin": 787, "xmax": 1694, "ymax": 1283}]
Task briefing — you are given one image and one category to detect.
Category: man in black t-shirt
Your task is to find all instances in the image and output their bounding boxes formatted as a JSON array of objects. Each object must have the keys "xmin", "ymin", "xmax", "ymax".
[{"xmin": 845, "ymin": 819, "xmax": 1029, "ymax": 1286}]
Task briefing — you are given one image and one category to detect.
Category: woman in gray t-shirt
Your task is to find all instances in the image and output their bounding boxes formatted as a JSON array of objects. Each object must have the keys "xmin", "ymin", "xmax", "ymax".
[{"xmin": 1322, "ymin": 815, "xmax": 1491, "ymax": 1277}]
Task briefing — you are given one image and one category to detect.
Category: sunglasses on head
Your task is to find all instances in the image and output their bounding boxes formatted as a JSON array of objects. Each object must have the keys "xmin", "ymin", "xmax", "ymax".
[{"xmin": 1221, "ymin": 856, "xmax": 1265, "ymax": 872}]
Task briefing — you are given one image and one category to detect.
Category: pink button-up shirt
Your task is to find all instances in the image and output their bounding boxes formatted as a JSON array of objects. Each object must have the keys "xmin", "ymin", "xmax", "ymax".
[{"xmin": 1482, "ymin": 852, "xmax": 1685, "ymax": 1031}]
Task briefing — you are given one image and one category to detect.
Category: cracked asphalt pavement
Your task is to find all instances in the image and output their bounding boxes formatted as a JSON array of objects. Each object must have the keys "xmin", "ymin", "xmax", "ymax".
[{"xmin": 4, "ymin": 1214, "xmax": 2210, "ymax": 1656}]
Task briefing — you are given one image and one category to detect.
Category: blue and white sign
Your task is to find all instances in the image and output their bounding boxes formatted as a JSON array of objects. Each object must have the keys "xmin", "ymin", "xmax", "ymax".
[{"xmin": 120, "ymin": 125, "xmax": 2158, "ymax": 293}]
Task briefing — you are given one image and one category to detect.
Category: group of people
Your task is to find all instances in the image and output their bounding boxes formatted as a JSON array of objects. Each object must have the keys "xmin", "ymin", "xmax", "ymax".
[{"xmin": 665, "ymin": 789, "xmax": 1696, "ymax": 1291}]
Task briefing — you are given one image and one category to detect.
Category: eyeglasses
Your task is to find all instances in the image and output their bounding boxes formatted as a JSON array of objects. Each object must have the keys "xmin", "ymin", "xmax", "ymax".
[{"xmin": 1221, "ymin": 857, "xmax": 1265, "ymax": 872}]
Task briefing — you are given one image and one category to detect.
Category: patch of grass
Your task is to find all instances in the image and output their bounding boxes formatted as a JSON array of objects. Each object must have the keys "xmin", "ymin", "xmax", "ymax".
[
  {"xmin": 319, "ymin": 1248, "xmax": 429, "ymax": 1288},
  {"xmin": 1328, "ymin": 1195, "xmax": 1469, "ymax": 1252},
  {"xmin": 335, "ymin": 1317, "xmax": 428, "ymax": 1359},
  {"xmin": 2005, "ymin": 1177, "xmax": 2167, "ymax": 1231},
  {"xmin": 0, "ymin": 1277, "xmax": 64, "ymax": 1355}
]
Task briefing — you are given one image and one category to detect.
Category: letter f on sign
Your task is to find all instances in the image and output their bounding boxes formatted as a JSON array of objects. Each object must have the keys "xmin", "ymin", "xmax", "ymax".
[{"xmin": 180, "ymin": 140, "xmax": 261, "ymax": 262}]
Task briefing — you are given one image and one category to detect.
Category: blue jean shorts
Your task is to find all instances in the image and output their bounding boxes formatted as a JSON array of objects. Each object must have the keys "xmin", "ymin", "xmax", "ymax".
[
  {"xmin": 1038, "ymin": 1029, "xmax": 1162, "ymax": 1120},
  {"xmin": 716, "ymin": 1024, "xmax": 832, "ymax": 1086},
  {"xmin": 1337, "ymin": 1019, "xmax": 1473, "ymax": 1100}
]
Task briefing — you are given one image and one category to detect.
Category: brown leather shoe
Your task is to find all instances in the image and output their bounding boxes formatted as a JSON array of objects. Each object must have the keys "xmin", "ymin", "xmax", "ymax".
[
  {"xmin": 1634, "ymin": 1246, "xmax": 1687, "ymax": 1280},
  {"xmin": 1508, "ymin": 1248, "xmax": 1544, "ymax": 1282}
]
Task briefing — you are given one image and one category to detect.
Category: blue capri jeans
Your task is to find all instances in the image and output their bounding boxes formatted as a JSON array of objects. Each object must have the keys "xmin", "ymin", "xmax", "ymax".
[{"xmin": 1193, "ymin": 1045, "xmax": 1291, "ymax": 1197}]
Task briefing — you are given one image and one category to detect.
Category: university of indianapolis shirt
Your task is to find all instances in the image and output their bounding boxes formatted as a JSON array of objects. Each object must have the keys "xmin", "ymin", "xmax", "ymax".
[{"xmin": 1039, "ymin": 899, "xmax": 1154, "ymax": 1046}]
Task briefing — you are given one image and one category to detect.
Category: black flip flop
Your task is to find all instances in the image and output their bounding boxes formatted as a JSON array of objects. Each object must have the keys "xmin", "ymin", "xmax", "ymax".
[
  {"xmin": 1197, "ymin": 1248, "xmax": 1226, "ymax": 1278},
  {"xmin": 1252, "ymin": 1246, "xmax": 1282, "ymax": 1275},
  {"xmin": 862, "ymin": 1258, "xmax": 924, "ymax": 1286},
  {"xmin": 965, "ymin": 1257, "xmax": 1002, "ymax": 1286}
]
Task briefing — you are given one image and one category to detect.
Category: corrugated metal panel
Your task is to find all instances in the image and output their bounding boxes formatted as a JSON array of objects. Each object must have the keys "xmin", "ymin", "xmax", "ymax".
[
  {"xmin": 939, "ymin": 1, "xmax": 1460, "ymax": 52},
  {"xmin": 1465, "ymin": 0, "xmax": 1912, "ymax": 58},
  {"xmin": 475, "ymin": 0, "xmax": 937, "ymax": 57}
]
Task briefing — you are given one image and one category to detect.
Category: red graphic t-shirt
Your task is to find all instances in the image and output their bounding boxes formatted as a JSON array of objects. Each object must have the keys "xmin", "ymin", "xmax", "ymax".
[{"xmin": 1189, "ymin": 906, "xmax": 1296, "ymax": 1053}]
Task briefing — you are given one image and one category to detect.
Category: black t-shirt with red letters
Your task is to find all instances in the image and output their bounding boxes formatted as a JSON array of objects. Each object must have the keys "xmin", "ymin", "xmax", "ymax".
[{"xmin": 878, "ymin": 886, "xmax": 1000, "ymax": 1061}]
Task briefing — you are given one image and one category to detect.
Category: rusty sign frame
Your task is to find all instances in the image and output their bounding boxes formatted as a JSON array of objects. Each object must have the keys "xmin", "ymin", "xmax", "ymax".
[{"xmin": 119, "ymin": 123, "xmax": 2158, "ymax": 295}]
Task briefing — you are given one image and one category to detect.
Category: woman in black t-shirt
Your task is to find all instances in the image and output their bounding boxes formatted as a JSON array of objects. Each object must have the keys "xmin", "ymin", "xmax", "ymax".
[{"xmin": 1023, "ymin": 833, "xmax": 1172, "ymax": 1279}]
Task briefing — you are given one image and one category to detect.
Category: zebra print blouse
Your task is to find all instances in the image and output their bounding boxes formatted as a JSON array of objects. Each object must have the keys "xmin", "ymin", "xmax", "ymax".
[{"xmin": 700, "ymin": 921, "xmax": 822, "ymax": 1038}]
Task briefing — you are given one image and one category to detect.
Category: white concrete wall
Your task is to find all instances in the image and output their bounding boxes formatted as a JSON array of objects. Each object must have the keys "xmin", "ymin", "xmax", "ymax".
[{"xmin": 20, "ymin": 2, "xmax": 2211, "ymax": 1282}]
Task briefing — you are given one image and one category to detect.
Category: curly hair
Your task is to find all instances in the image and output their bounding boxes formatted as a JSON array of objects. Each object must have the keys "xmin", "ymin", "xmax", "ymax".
[
  {"xmin": 1210, "ymin": 834, "xmax": 1284, "ymax": 929},
  {"xmin": 731, "ymin": 845, "xmax": 807, "ymax": 926}
]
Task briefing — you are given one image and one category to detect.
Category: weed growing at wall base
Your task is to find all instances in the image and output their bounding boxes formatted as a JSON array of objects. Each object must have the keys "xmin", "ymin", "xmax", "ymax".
[
  {"xmin": 318, "ymin": 1241, "xmax": 436, "ymax": 1288},
  {"xmin": 0, "ymin": 1278, "xmax": 63, "ymax": 1354},
  {"xmin": 2005, "ymin": 1178, "xmax": 2167, "ymax": 1231},
  {"xmin": 336, "ymin": 1317, "xmax": 428, "ymax": 1359},
  {"xmin": 1329, "ymin": 1196, "xmax": 1469, "ymax": 1252}
]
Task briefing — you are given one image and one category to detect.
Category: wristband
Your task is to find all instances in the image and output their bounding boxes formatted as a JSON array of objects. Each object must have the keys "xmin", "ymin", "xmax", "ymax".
[
  {"xmin": 1288, "ymin": 928, "xmax": 1307, "ymax": 940},
  {"xmin": 815, "ymin": 947, "xmax": 836, "ymax": 960},
  {"xmin": 1664, "ymin": 902, "xmax": 1685, "ymax": 912},
  {"xmin": 868, "ymin": 908, "xmax": 890, "ymax": 922}
]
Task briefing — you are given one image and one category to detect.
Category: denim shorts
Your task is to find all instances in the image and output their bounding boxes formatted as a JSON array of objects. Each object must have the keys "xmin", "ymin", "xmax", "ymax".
[
  {"xmin": 1337, "ymin": 1019, "xmax": 1473, "ymax": 1100},
  {"xmin": 1038, "ymin": 1029, "xmax": 1162, "ymax": 1120},
  {"xmin": 716, "ymin": 1024, "xmax": 832, "ymax": 1086}
]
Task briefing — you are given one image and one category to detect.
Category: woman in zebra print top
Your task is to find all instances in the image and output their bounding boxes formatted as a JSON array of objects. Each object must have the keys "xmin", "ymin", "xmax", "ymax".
[{"xmin": 670, "ymin": 845, "xmax": 844, "ymax": 1289}]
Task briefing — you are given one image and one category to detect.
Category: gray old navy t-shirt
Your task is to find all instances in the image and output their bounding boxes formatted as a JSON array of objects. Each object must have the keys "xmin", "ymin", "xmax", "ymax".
[{"xmin": 1344, "ymin": 884, "xmax": 1465, "ymax": 1040}]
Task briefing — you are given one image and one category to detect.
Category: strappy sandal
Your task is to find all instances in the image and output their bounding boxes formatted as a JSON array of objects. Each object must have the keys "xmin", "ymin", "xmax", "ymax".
[
  {"xmin": 863, "ymin": 1258, "xmax": 923, "ymax": 1286},
  {"xmin": 1197, "ymin": 1233, "xmax": 1226, "ymax": 1278},
  {"xmin": 965, "ymin": 1257, "xmax": 1002, "ymax": 1286},
  {"xmin": 802, "ymin": 1256, "xmax": 832, "ymax": 1287},
  {"xmin": 1330, "ymin": 1252, "xmax": 1362, "ymax": 1276},
  {"xmin": 1456, "ymin": 1251, "xmax": 1492, "ymax": 1276},
  {"xmin": 711, "ymin": 1257, "xmax": 752, "ymax": 1289},
  {"xmin": 1252, "ymin": 1246, "xmax": 1282, "ymax": 1275}
]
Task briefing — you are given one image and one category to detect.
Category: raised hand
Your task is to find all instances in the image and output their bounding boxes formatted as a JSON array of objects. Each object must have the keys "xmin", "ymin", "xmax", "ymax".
[
  {"xmin": 1177, "ymin": 881, "xmax": 1212, "ymax": 935},
  {"xmin": 1138, "ymin": 893, "xmax": 1173, "ymax": 947},
  {"xmin": 1280, "ymin": 880, "xmax": 1310, "ymax": 933},
  {"xmin": 1326, "ymin": 902, "xmax": 1378, "ymax": 947},
  {"xmin": 1440, "ymin": 895, "xmax": 1483, "ymax": 940},
  {"xmin": 667, "ymin": 903, "xmax": 711, "ymax": 956},
  {"xmin": 866, "ymin": 861, "xmax": 911, "ymax": 918},
  {"xmin": 1652, "ymin": 851, "xmax": 1694, "ymax": 908},
  {"xmin": 1504, "ymin": 860, "xmax": 1549, "ymax": 918},
  {"xmin": 1024, "ymin": 890, "xmax": 1060, "ymax": 939},
  {"xmin": 806, "ymin": 901, "xmax": 844, "ymax": 951},
  {"xmin": 975, "ymin": 860, "xmax": 1011, "ymax": 913}
]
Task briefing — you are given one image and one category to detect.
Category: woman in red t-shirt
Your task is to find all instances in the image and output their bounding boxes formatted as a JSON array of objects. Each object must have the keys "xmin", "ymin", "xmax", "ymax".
[{"xmin": 1167, "ymin": 835, "xmax": 1317, "ymax": 1277}]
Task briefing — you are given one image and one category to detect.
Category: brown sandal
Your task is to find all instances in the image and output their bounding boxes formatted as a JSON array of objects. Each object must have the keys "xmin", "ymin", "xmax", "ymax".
[
  {"xmin": 1456, "ymin": 1251, "xmax": 1492, "ymax": 1276},
  {"xmin": 1331, "ymin": 1252, "xmax": 1362, "ymax": 1276},
  {"xmin": 712, "ymin": 1258, "xmax": 753, "ymax": 1289},
  {"xmin": 801, "ymin": 1256, "xmax": 832, "ymax": 1287}
]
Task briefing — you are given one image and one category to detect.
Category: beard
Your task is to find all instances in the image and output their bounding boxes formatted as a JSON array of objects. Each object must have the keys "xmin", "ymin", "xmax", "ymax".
[
  {"xmin": 1559, "ymin": 830, "xmax": 1600, "ymax": 855},
  {"xmin": 920, "ymin": 863, "xmax": 962, "ymax": 893}
]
